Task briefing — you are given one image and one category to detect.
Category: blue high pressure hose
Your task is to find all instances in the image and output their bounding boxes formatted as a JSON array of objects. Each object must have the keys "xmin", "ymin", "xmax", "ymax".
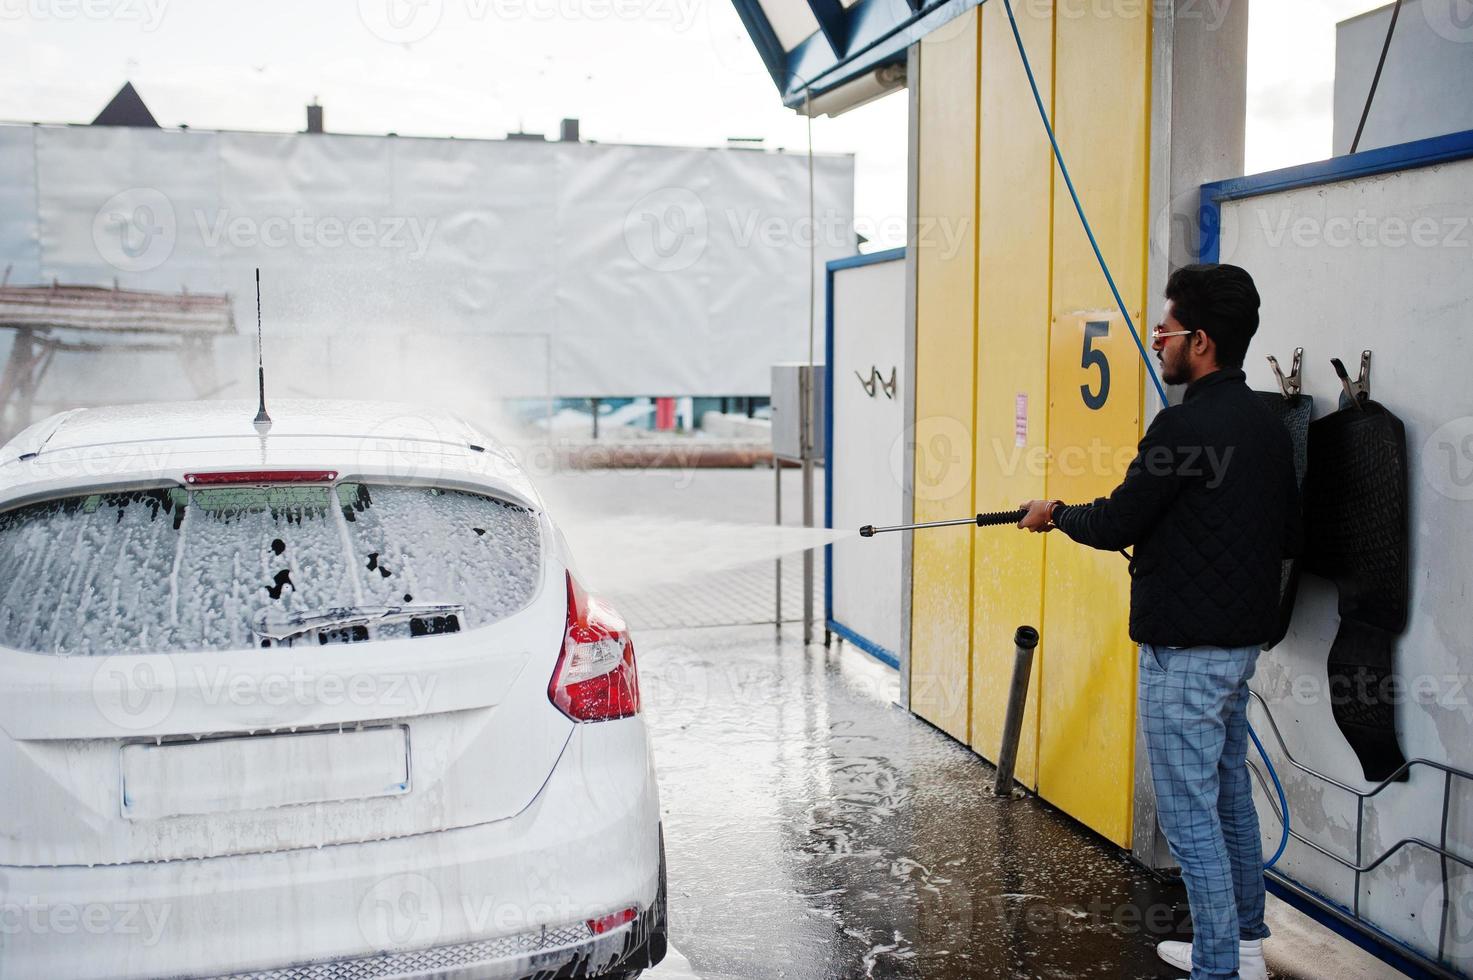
[{"xmin": 998, "ymin": 0, "xmax": 1290, "ymax": 869}]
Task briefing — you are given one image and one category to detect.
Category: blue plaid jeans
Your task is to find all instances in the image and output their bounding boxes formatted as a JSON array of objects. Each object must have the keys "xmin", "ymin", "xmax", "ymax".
[{"xmin": 1140, "ymin": 643, "xmax": 1271, "ymax": 979}]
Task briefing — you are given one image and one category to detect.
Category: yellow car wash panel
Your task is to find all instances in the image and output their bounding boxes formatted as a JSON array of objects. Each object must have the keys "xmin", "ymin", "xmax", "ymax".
[
  {"xmin": 969, "ymin": 0, "xmax": 1053, "ymax": 789},
  {"xmin": 1036, "ymin": 5, "xmax": 1152, "ymax": 850},
  {"xmin": 1040, "ymin": 310, "xmax": 1143, "ymax": 847},
  {"xmin": 1036, "ymin": 0, "xmax": 1151, "ymax": 848},
  {"xmin": 909, "ymin": 10, "xmax": 980, "ymax": 744},
  {"xmin": 1047, "ymin": 18, "xmax": 1149, "ymax": 316}
]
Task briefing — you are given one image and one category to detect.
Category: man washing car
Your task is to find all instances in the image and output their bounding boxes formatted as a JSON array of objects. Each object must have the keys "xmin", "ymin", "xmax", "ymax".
[{"xmin": 1017, "ymin": 263, "xmax": 1300, "ymax": 980}]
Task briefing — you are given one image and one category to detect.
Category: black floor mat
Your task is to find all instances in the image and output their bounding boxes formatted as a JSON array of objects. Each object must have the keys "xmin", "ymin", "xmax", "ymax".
[
  {"xmin": 1325, "ymin": 618, "xmax": 1407, "ymax": 782},
  {"xmin": 1304, "ymin": 401, "xmax": 1410, "ymax": 632},
  {"xmin": 1257, "ymin": 391, "xmax": 1312, "ymax": 650},
  {"xmin": 1302, "ymin": 397, "xmax": 1410, "ymax": 782}
]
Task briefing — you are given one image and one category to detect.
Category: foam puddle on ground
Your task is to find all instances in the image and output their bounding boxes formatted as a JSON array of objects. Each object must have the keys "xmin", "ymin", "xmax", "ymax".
[{"xmin": 557, "ymin": 517, "xmax": 859, "ymax": 594}]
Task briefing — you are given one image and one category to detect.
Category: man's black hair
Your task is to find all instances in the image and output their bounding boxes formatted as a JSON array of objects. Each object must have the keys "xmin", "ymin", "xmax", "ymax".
[{"xmin": 1164, "ymin": 263, "xmax": 1260, "ymax": 370}]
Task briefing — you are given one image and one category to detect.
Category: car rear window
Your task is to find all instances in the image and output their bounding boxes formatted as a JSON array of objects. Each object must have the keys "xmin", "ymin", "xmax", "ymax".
[{"xmin": 0, "ymin": 483, "xmax": 541, "ymax": 656}]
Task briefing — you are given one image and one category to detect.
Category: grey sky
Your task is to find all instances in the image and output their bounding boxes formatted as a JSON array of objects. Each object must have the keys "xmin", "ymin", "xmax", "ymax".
[{"xmin": 2, "ymin": 0, "xmax": 1384, "ymax": 250}]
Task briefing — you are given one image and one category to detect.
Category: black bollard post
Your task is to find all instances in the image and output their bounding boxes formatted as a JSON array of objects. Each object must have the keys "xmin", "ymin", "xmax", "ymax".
[{"xmin": 993, "ymin": 625, "xmax": 1040, "ymax": 797}]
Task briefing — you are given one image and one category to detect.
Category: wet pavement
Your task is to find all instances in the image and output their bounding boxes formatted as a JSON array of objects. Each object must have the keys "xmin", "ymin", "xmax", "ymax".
[
  {"xmin": 546, "ymin": 467, "xmax": 1391, "ymax": 980},
  {"xmin": 639, "ymin": 622, "xmax": 1196, "ymax": 980}
]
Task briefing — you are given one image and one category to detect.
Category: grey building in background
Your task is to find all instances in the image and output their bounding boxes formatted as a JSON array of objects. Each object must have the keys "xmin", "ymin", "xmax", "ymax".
[{"xmin": 1334, "ymin": 0, "xmax": 1473, "ymax": 155}]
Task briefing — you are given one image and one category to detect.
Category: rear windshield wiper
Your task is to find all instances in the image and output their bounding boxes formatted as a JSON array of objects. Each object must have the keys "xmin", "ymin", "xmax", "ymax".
[{"xmin": 250, "ymin": 603, "xmax": 465, "ymax": 642}]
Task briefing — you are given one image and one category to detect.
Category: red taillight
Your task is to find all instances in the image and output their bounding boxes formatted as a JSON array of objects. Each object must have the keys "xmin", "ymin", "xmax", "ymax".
[
  {"xmin": 548, "ymin": 572, "xmax": 640, "ymax": 722},
  {"xmin": 587, "ymin": 905, "xmax": 639, "ymax": 935},
  {"xmin": 184, "ymin": 470, "xmax": 338, "ymax": 486}
]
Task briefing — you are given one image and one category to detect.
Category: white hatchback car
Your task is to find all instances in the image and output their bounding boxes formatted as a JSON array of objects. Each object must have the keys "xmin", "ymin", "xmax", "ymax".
[{"xmin": 0, "ymin": 400, "xmax": 666, "ymax": 979}]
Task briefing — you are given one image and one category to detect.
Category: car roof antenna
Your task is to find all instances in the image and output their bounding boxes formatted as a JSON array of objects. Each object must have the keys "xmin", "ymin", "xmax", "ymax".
[{"xmin": 253, "ymin": 267, "xmax": 272, "ymax": 432}]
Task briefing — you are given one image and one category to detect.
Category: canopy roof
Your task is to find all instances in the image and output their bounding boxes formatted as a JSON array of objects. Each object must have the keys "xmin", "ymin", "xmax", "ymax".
[{"xmin": 732, "ymin": 0, "xmax": 975, "ymax": 111}]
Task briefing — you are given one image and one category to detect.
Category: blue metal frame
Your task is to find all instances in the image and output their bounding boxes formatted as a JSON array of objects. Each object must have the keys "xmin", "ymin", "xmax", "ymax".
[
  {"xmin": 807, "ymin": 0, "xmax": 850, "ymax": 57},
  {"xmin": 826, "ymin": 246, "xmax": 905, "ymax": 272},
  {"xmin": 828, "ymin": 619, "xmax": 901, "ymax": 670},
  {"xmin": 730, "ymin": 0, "xmax": 791, "ymax": 91},
  {"xmin": 824, "ymin": 247, "xmax": 905, "ymax": 671},
  {"xmin": 729, "ymin": 0, "xmax": 983, "ymax": 110},
  {"xmin": 1198, "ymin": 127, "xmax": 1473, "ymax": 263},
  {"xmin": 1197, "ymin": 128, "xmax": 1473, "ymax": 980}
]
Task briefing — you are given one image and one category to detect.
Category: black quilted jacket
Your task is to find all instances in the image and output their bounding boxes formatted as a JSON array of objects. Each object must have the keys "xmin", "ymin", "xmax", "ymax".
[{"xmin": 1053, "ymin": 369, "xmax": 1302, "ymax": 648}]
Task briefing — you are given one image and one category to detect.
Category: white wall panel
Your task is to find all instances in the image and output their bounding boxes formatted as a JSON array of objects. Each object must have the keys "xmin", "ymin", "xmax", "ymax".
[
  {"xmin": 1333, "ymin": 1, "xmax": 1473, "ymax": 155},
  {"xmin": 829, "ymin": 256, "xmax": 905, "ymax": 658},
  {"xmin": 1222, "ymin": 154, "xmax": 1473, "ymax": 970}
]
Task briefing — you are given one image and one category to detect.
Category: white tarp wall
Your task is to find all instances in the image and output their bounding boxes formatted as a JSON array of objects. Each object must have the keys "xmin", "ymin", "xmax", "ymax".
[
  {"xmin": 827, "ymin": 253, "xmax": 905, "ymax": 661},
  {"xmin": 1220, "ymin": 151, "xmax": 1473, "ymax": 973},
  {"xmin": 0, "ymin": 123, "xmax": 854, "ymax": 411}
]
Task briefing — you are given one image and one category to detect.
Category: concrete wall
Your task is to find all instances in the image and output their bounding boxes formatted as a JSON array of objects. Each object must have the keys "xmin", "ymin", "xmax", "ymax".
[
  {"xmin": 1221, "ymin": 153, "xmax": 1473, "ymax": 973},
  {"xmin": 1334, "ymin": 0, "xmax": 1473, "ymax": 155}
]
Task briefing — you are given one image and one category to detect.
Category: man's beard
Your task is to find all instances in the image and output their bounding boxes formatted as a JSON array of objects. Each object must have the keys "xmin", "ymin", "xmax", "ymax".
[{"xmin": 1159, "ymin": 347, "xmax": 1190, "ymax": 386}]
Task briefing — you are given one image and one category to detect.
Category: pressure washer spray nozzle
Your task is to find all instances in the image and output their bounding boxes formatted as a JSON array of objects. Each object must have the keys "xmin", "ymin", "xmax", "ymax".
[{"xmin": 858, "ymin": 508, "xmax": 1028, "ymax": 538}]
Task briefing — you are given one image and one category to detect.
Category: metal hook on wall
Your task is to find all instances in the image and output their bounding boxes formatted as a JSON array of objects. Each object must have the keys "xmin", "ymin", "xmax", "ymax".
[
  {"xmin": 1266, "ymin": 348, "xmax": 1303, "ymax": 400},
  {"xmin": 879, "ymin": 366, "xmax": 897, "ymax": 399},
  {"xmin": 1331, "ymin": 350, "xmax": 1372, "ymax": 410},
  {"xmin": 854, "ymin": 366, "xmax": 899, "ymax": 399}
]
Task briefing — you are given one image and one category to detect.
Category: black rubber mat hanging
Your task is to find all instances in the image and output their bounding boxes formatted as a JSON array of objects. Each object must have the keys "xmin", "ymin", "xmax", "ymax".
[
  {"xmin": 1256, "ymin": 349, "xmax": 1311, "ymax": 650},
  {"xmin": 1302, "ymin": 352, "xmax": 1409, "ymax": 782}
]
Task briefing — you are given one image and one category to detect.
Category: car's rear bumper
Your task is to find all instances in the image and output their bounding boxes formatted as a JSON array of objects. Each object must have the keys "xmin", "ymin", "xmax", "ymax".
[{"xmin": 0, "ymin": 718, "xmax": 660, "ymax": 980}]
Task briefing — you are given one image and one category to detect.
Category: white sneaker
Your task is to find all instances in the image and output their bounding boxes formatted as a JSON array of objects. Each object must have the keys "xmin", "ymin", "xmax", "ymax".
[{"xmin": 1156, "ymin": 938, "xmax": 1267, "ymax": 979}]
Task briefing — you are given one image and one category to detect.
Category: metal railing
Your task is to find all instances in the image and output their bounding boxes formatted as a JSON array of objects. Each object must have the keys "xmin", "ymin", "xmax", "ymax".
[{"xmin": 1245, "ymin": 690, "xmax": 1472, "ymax": 976}]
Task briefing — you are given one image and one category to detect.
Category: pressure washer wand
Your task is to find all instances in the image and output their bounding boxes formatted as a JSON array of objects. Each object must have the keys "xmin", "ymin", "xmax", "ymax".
[{"xmin": 859, "ymin": 508, "xmax": 1027, "ymax": 538}]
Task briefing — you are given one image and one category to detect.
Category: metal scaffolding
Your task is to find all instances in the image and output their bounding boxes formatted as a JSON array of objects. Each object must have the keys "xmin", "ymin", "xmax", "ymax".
[{"xmin": 0, "ymin": 281, "xmax": 235, "ymax": 439}]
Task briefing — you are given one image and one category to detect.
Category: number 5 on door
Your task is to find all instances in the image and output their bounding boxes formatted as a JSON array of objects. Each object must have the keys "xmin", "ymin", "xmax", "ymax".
[
  {"xmin": 1080, "ymin": 320, "xmax": 1111, "ymax": 410},
  {"xmin": 1046, "ymin": 310, "xmax": 1141, "ymax": 502}
]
